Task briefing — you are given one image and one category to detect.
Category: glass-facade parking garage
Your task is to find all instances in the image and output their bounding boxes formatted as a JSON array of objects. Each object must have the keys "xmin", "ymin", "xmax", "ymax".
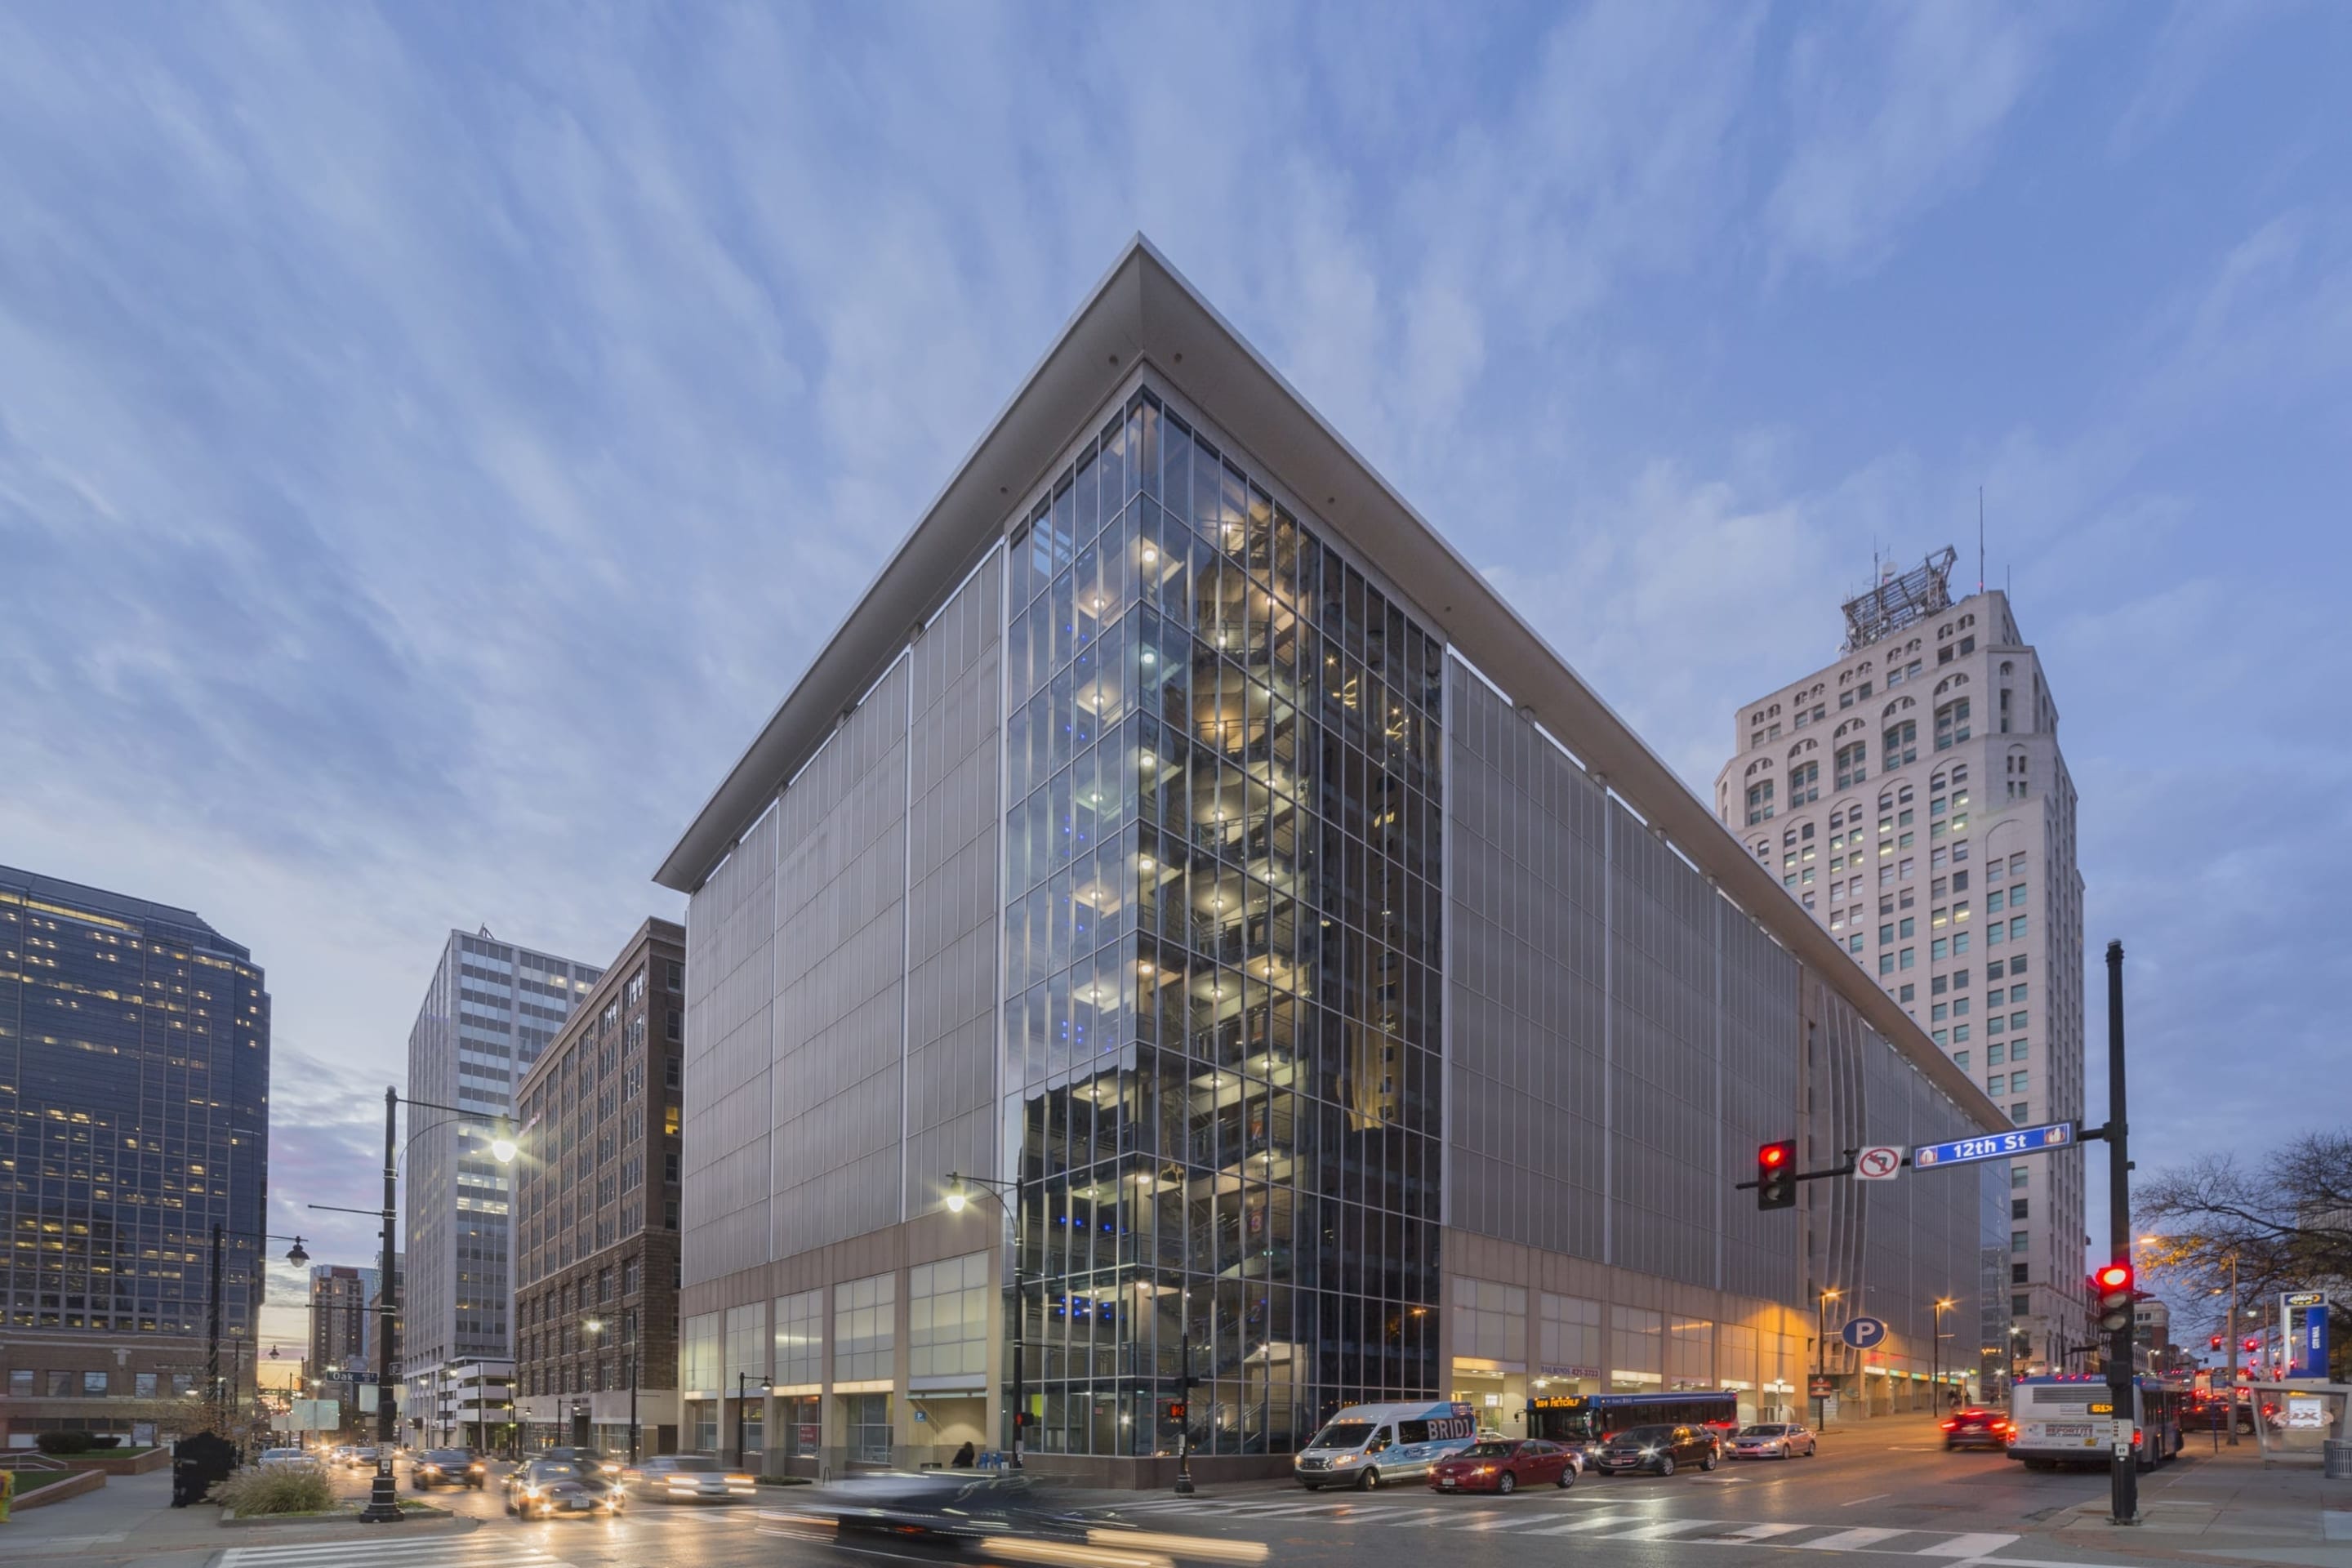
[
  {"xmin": 1000, "ymin": 390, "xmax": 1442, "ymax": 1456},
  {"xmin": 660, "ymin": 239, "xmax": 2007, "ymax": 1484}
]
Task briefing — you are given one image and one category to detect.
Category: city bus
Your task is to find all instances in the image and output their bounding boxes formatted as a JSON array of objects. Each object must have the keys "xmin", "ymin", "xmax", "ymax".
[
  {"xmin": 2007, "ymin": 1375, "xmax": 2184, "ymax": 1471},
  {"xmin": 1530, "ymin": 1390, "xmax": 1741, "ymax": 1454}
]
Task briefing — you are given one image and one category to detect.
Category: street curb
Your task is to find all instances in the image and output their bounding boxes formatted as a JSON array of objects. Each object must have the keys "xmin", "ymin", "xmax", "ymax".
[{"xmin": 221, "ymin": 1507, "xmax": 473, "ymax": 1530}]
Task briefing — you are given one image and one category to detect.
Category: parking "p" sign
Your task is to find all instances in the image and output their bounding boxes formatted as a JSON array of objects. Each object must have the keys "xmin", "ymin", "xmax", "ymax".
[{"xmin": 1855, "ymin": 1146, "xmax": 1902, "ymax": 1182}]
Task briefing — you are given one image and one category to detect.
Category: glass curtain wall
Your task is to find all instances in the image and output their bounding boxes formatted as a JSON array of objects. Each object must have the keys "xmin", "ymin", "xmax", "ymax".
[{"xmin": 1000, "ymin": 386, "xmax": 1445, "ymax": 1459}]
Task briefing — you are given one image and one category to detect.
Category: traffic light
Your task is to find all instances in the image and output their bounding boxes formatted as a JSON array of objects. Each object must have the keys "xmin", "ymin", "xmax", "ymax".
[
  {"xmin": 2209, "ymin": 1334, "xmax": 2223, "ymax": 1351},
  {"xmin": 2243, "ymin": 1337, "xmax": 2261, "ymax": 1354},
  {"xmin": 2093, "ymin": 1263, "xmax": 2134, "ymax": 1334},
  {"xmin": 1757, "ymin": 1140, "xmax": 1797, "ymax": 1210},
  {"xmin": 1166, "ymin": 1402, "xmax": 1187, "ymax": 1423}
]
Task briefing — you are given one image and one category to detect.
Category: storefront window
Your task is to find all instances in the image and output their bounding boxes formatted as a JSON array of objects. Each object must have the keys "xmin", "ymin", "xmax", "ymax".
[
  {"xmin": 910, "ymin": 1253, "xmax": 988, "ymax": 1383},
  {"xmin": 1666, "ymin": 1319, "xmax": 1715, "ymax": 1390},
  {"xmin": 846, "ymin": 1393, "xmax": 891, "ymax": 1464},
  {"xmin": 774, "ymin": 1289, "xmax": 823, "ymax": 1387},
  {"xmin": 680, "ymin": 1312, "xmax": 720, "ymax": 1392},
  {"xmin": 781, "ymin": 1394, "xmax": 820, "ymax": 1459},
  {"xmin": 1610, "ymin": 1307, "xmax": 1663, "ymax": 1391},
  {"xmin": 1538, "ymin": 1294, "xmax": 1603, "ymax": 1392},
  {"xmin": 834, "ymin": 1274, "xmax": 895, "ymax": 1383}
]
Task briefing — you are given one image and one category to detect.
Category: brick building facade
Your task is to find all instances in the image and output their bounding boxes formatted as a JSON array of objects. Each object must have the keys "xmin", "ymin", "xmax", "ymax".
[{"xmin": 511, "ymin": 918, "xmax": 684, "ymax": 1458}]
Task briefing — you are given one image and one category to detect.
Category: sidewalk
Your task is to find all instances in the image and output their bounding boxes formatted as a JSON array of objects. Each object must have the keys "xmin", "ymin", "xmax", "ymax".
[
  {"xmin": 2049, "ymin": 1442, "xmax": 2352, "ymax": 1567},
  {"xmin": 0, "ymin": 1466, "xmax": 477, "ymax": 1561}
]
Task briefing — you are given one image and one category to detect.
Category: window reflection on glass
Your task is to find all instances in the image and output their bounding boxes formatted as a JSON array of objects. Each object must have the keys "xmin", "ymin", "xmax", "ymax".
[{"xmin": 999, "ymin": 387, "xmax": 1444, "ymax": 1459}]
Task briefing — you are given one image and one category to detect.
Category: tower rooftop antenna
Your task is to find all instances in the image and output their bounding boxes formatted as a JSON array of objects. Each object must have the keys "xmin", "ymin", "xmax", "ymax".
[{"xmin": 1841, "ymin": 546, "xmax": 1958, "ymax": 651}]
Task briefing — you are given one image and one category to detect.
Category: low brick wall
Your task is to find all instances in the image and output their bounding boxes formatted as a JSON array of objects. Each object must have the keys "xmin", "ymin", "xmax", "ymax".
[
  {"xmin": 58, "ymin": 1446, "xmax": 172, "ymax": 1477},
  {"xmin": 11, "ymin": 1467, "xmax": 107, "ymax": 1510}
]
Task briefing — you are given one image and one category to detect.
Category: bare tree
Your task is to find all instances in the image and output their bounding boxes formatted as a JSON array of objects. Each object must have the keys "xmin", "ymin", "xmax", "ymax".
[{"xmin": 2138, "ymin": 1131, "xmax": 2352, "ymax": 1311}]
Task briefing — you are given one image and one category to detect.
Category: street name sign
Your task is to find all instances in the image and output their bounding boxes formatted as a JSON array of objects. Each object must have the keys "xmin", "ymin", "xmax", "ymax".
[{"xmin": 1911, "ymin": 1120, "xmax": 2075, "ymax": 1169}]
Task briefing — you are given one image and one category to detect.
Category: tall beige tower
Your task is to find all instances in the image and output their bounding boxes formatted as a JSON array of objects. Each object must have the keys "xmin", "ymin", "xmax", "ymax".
[{"xmin": 1713, "ymin": 550, "xmax": 2087, "ymax": 1384}]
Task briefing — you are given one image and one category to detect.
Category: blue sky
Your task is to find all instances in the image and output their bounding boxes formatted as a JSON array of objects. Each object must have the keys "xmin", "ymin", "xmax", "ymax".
[{"xmin": 3, "ymin": 2, "xmax": 2345, "ymax": 1353}]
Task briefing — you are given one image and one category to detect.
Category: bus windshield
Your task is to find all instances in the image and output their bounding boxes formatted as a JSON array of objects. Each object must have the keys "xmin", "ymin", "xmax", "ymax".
[{"xmin": 1307, "ymin": 1422, "xmax": 1375, "ymax": 1451}]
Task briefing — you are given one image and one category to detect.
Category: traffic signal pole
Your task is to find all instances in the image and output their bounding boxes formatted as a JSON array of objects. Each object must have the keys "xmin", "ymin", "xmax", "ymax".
[{"xmin": 2101, "ymin": 941, "xmax": 2137, "ymax": 1527}]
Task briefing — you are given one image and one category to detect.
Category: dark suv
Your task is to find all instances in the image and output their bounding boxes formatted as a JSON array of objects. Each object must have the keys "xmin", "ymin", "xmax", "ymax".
[
  {"xmin": 1593, "ymin": 1423, "xmax": 1718, "ymax": 1477},
  {"xmin": 411, "ymin": 1448, "xmax": 487, "ymax": 1489},
  {"xmin": 1940, "ymin": 1409, "xmax": 2011, "ymax": 1451}
]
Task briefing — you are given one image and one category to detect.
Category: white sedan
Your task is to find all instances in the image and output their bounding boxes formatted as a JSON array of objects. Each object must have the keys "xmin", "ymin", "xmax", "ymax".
[{"xmin": 622, "ymin": 1454, "xmax": 757, "ymax": 1501}]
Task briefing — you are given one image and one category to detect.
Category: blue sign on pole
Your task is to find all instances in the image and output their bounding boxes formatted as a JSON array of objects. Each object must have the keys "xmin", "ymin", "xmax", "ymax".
[
  {"xmin": 1910, "ymin": 1120, "xmax": 2075, "ymax": 1170},
  {"xmin": 2287, "ymin": 1296, "xmax": 2329, "ymax": 1379},
  {"xmin": 1841, "ymin": 1316, "xmax": 1888, "ymax": 1350}
]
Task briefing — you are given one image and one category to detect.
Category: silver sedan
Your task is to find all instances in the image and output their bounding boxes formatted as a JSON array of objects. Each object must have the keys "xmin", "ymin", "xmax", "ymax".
[{"xmin": 1729, "ymin": 1422, "xmax": 1816, "ymax": 1459}]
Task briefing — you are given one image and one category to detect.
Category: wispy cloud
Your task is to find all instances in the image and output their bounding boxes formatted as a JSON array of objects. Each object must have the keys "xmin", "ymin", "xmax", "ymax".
[
  {"xmin": 1766, "ymin": 2, "xmax": 2052, "ymax": 274},
  {"xmin": 0, "ymin": 2, "xmax": 2347, "ymax": 1337}
]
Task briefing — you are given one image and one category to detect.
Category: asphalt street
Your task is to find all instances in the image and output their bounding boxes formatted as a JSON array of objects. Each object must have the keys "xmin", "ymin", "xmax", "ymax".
[{"xmin": 2, "ymin": 1424, "xmax": 2326, "ymax": 1568}]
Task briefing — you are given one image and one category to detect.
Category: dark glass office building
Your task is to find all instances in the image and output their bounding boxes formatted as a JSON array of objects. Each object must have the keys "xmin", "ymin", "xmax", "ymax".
[
  {"xmin": 658, "ymin": 242, "xmax": 2007, "ymax": 1485},
  {"xmin": 0, "ymin": 866, "xmax": 270, "ymax": 1446}
]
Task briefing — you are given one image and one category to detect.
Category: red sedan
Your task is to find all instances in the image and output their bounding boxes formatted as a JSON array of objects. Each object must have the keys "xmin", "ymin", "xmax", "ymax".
[{"xmin": 1429, "ymin": 1438, "xmax": 1579, "ymax": 1494}]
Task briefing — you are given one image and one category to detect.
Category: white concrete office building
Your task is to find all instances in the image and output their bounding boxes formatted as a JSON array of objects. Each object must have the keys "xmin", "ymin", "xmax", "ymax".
[
  {"xmin": 656, "ymin": 240, "xmax": 2011, "ymax": 1485},
  {"xmin": 401, "ymin": 929, "xmax": 599, "ymax": 1433},
  {"xmin": 1713, "ymin": 557, "xmax": 2089, "ymax": 1383}
]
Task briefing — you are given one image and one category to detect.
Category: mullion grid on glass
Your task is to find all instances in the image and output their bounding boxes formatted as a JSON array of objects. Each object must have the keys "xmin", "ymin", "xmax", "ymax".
[{"xmin": 1001, "ymin": 387, "xmax": 1441, "ymax": 1457}]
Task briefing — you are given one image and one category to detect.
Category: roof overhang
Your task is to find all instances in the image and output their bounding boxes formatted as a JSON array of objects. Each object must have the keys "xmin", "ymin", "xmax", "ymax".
[{"xmin": 654, "ymin": 236, "xmax": 2003, "ymax": 1132}]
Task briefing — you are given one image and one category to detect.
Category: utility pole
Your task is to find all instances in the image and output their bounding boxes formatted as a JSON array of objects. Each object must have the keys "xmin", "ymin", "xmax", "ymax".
[
  {"xmin": 2102, "ymin": 942, "xmax": 2138, "ymax": 1526},
  {"xmin": 207, "ymin": 1223, "xmax": 225, "ymax": 1435},
  {"xmin": 2223, "ymin": 1253, "xmax": 2240, "ymax": 1446},
  {"xmin": 360, "ymin": 1088, "xmax": 403, "ymax": 1525}
]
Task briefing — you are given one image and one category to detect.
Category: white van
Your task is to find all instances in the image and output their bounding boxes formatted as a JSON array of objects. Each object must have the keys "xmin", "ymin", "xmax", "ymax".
[{"xmin": 1294, "ymin": 1400, "xmax": 1478, "ymax": 1490}]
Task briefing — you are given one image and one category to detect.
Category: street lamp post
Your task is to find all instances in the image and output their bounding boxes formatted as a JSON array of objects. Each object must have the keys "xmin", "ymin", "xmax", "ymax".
[
  {"xmin": 584, "ymin": 1318, "xmax": 604, "ymax": 1454},
  {"xmin": 1816, "ymin": 1289, "xmax": 1841, "ymax": 1432},
  {"xmin": 1932, "ymin": 1298, "xmax": 1955, "ymax": 1412},
  {"xmin": 205, "ymin": 1225, "xmax": 310, "ymax": 1440},
  {"xmin": 736, "ymin": 1371, "xmax": 772, "ymax": 1468},
  {"xmin": 310, "ymin": 1089, "xmax": 517, "ymax": 1526},
  {"xmin": 943, "ymin": 1169, "xmax": 1027, "ymax": 1468}
]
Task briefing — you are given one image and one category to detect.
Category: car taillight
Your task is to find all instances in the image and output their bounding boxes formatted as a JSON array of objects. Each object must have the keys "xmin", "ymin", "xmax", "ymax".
[{"xmin": 1940, "ymin": 1420, "xmax": 1957, "ymax": 1431}]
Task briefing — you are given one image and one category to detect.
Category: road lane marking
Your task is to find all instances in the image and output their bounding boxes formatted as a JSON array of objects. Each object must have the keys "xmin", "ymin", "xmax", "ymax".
[
  {"xmin": 1839, "ymin": 1492, "xmax": 1893, "ymax": 1507},
  {"xmin": 1909, "ymin": 1533, "xmax": 2020, "ymax": 1557},
  {"xmin": 1711, "ymin": 1523, "xmax": 1809, "ymax": 1542},
  {"xmin": 1789, "ymin": 1526, "xmax": 1913, "ymax": 1550}
]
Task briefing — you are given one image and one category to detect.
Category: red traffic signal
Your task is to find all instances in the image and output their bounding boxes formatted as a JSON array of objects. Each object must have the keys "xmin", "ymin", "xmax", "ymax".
[
  {"xmin": 1757, "ymin": 1140, "xmax": 1797, "ymax": 1210},
  {"xmin": 2244, "ymin": 1337, "xmax": 2261, "ymax": 1354},
  {"xmin": 2094, "ymin": 1262, "xmax": 2134, "ymax": 1333},
  {"xmin": 1167, "ymin": 1402, "xmax": 1187, "ymax": 1423},
  {"xmin": 2209, "ymin": 1334, "xmax": 2223, "ymax": 1351}
]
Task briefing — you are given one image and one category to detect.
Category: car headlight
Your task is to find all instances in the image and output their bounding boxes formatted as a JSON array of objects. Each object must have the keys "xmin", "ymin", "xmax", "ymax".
[
  {"xmin": 1640, "ymin": 1447, "xmax": 1658, "ymax": 1457},
  {"xmin": 1333, "ymin": 1453, "xmax": 1356, "ymax": 1465}
]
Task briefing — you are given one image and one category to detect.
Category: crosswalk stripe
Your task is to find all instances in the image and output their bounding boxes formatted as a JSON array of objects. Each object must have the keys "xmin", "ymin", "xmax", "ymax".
[
  {"xmin": 1521, "ymin": 1512, "xmax": 1651, "ymax": 1535},
  {"xmin": 1592, "ymin": 1519, "xmax": 1725, "ymax": 1541},
  {"xmin": 1909, "ymin": 1533, "xmax": 2020, "ymax": 1557},
  {"xmin": 219, "ymin": 1546, "xmax": 567, "ymax": 1567},
  {"xmin": 1065, "ymin": 1498, "xmax": 2032, "ymax": 1561},
  {"xmin": 1710, "ymin": 1522, "xmax": 1809, "ymax": 1542},
  {"xmin": 1789, "ymin": 1526, "xmax": 1913, "ymax": 1551}
]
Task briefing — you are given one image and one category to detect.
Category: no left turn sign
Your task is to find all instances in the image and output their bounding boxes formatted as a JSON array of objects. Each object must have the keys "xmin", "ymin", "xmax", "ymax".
[{"xmin": 1855, "ymin": 1146, "xmax": 1903, "ymax": 1181}]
